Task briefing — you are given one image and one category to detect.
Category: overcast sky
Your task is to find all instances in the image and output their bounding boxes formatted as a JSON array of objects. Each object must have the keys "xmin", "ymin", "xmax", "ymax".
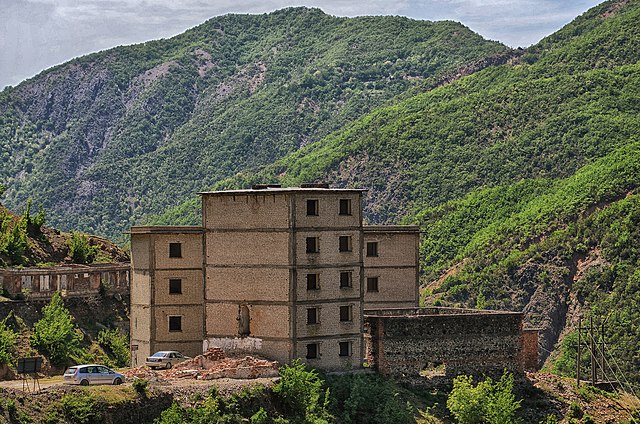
[{"xmin": 1, "ymin": 0, "xmax": 602, "ymax": 90}]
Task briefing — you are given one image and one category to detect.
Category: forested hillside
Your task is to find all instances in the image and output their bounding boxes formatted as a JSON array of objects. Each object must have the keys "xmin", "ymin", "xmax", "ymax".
[
  {"xmin": 0, "ymin": 8, "xmax": 507, "ymax": 242},
  {"xmin": 156, "ymin": 0, "xmax": 640, "ymax": 384}
]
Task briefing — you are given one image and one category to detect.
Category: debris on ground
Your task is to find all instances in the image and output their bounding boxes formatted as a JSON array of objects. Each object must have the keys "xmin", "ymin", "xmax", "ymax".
[{"xmin": 122, "ymin": 348, "xmax": 279, "ymax": 381}]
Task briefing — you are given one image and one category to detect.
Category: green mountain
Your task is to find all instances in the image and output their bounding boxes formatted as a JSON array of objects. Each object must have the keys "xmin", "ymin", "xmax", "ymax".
[
  {"xmin": 0, "ymin": 7, "xmax": 507, "ymax": 241},
  {"xmin": 156, "ymin": 0, "xmax": 640, "ymax": 383}
]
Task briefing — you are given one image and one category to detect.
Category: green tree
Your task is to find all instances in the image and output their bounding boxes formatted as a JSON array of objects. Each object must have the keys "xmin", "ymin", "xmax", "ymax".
[
  {"xmin": 30, "ymin": 292, "xmax": 83, "ymax": 367},
  {"xmin": 447, "ymin": 372, "xmax": 521, "ymax": 424},
  {"xmin": 67, "ymin": 232, "xmax": 99, "ymax": 264},
  {"xmin": 0, "ymin": 313, "xmax": 17, "ymax": 365},
  {"xmin": 96, "ymin": 328, "xmax": 130, "ymax": 367},
  {"xmin": 22, "ymin": 199, "xmax": 46, "ymax": 238},
  {"xmin": 273, "ymin": 359, "xmax": 333, "ymax": 423}
]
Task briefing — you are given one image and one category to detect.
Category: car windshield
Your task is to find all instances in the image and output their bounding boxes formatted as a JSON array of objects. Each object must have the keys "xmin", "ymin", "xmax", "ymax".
[
  {"xmin": 151, "ymin": 352, "xmax": 167, "ymax": 357},
  {"xmin": 64, "ymin": 367, "xmax": 77, "ymax": 374}
]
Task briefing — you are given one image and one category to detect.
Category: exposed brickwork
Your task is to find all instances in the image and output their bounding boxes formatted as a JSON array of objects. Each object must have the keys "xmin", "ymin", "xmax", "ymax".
[
  {"xmin": 520, "ymin": 328, "xmax": 540, "ymax": 371},
  {"xmin": 131, "ymin": 187, "xmax": 420, "ymax": 371},
  {"xmin": 365, "ymin": 307, "xmax": 538, "ymax": 384}
]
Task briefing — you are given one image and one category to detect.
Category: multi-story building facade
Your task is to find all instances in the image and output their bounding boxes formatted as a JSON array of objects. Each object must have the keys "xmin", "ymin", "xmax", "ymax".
[{"xmin": 130, "ymin": 185, "xmax": 419, "ymax": 370}]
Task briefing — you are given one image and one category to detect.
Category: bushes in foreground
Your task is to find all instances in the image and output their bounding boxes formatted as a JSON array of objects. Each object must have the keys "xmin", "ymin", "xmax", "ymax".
[{"xmin": 447, "ymin": 372, "xmax": 521, "ymax": 424}]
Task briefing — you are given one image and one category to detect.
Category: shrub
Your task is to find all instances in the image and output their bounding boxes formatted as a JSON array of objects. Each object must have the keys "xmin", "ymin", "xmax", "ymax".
[
  {"xmin": 447, "ymin": 372, "xmax": 521, "ymax": 424},
  {"xmin": 67, "ymin": 232, "xmax": 99, "ymax": 264},
  {"xmin": 132, "ymin": 378, "xmax": 149, "ymax": 397},
  {"xmin": 273, "ymin": 359, "xmax": 332, "ymax": 423},
  {"xmin": 22, "ymin": 199, "xmax": 46, "ymax": 238},
  {"xmin": 332, "ymin": 374, "xmax": 413, "ymax": 424},
  {"xmin": 251, "ymin": 408, "xmax": 269, "ymax": 424},
  {"xmin": 60, "ymin": 393, "xmax": 103, "ymax": 424},
  {"xmin": 96, "ymin": 328, "xmax": 129, "ymax": 367},
  {"xmin": 0, "ymin": 313, "xmax": 17, "ymax": 365},
  {"xmin": 567, "ymin": 402, "xmax": 583, "ymax": 419},
  {"xmin": 154, "ymin": 402, "xmax": 185, "ymax": 424},
  {"xmin": 30, "ymin": 292, "xmax": 83, "ymax": 367}
]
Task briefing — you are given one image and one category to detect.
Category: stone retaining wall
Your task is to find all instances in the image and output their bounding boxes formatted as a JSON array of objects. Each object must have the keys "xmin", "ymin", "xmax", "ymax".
[{"xmin": 365, "ymin": 308, "xmax": 538, "ymax": 384}]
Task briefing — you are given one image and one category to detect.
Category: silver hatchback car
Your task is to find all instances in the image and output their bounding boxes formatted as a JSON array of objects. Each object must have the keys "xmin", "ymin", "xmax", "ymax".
[{"xmin": 63, "ymin": 364, "xmax": 125, "ymax": 386}]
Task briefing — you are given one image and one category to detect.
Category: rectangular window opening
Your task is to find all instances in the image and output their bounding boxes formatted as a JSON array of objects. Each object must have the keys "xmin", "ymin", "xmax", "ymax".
[
  {"xmin": 339, "ymin": 271, "xmax": 352, "ymax": 288},
  {"xmin": 339, "ymin": 236, "xmax": 352, "ymax": 252},
  {"xmin": 168, "ymin": 316, "xmax": 182, "ymax": 332},
  {"xmin": 366, "ymin": 241, "xmax": 378, "ymax": 257},
  {"xmin": 306, "ymin": 273, "xmax": 319, "ymax": 290},
  {"xmin": 339, "ymin": 341, "xmax": 351, "ymax": 357},
  {"xmin": 339, "ymin": 199, "xmax": 352, "ymax": 216},
  {"xmin": 306, "ymin": 343, "xmax": 318, "ymax": 359},
  {"xmin": 169, "ymin": 278, "xmax": 182, "ymax": 294},
  {"xmin": 306, "ymin": 237, "xmax": 319, "ymax": 253},
  {"xmin": 307, "ymin": 308, "xmax": 318, "ymax": 325},
  {"xmin": 169, "ymin": 243, "xmax": 182, "ymax": 258},
  {"xmin": 306, "ymin": 199, "xmax": 319, "ymax": 216},
  {"xmin": 367, "ymin": 277, "xmax": 379, "ymax": 292},
  {"xmin": 339, "ymin": 305, "xmax": 352, "ymax": 322}
]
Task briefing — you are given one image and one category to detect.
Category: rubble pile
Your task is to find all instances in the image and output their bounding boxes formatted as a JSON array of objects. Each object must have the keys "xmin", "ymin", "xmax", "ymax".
[{"xmin": 124, "ymin": 348, "xmax": 279, "ymax": 382}]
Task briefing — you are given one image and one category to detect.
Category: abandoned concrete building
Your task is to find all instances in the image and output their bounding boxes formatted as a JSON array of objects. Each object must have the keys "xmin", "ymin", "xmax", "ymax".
[
  {"xmin": 0, "ymin": 263, "xmax": 130, "ymax": 300},
  {"xmin": 130, "ymin": 186, "xmax": 419, "ymax": 368},
  {"xmin": 130, "ymin": 185, "xmax": 538, "ymax": 376}
]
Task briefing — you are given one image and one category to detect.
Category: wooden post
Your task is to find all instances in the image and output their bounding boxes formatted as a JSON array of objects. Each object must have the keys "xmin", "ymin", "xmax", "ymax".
[
  {"xmin": 590, "ymin": 315, "xmax": 596, "ymax": 385},
  {"xmin": 601, "ymin": 319, "xmax": 606, "ymax": 383},
  {"xmin": 577, "ymin": 318, "xmax": 581, "ymax": 387}
]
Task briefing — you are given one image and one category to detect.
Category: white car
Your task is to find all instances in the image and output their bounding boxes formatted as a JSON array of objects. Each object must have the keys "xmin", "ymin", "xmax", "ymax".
[
  {"xmin": 63, "ymin": 364, "xmax": 125, "ymax": 386},
  {"xmin": 145, "ymin": 351, "xmax": 190, "ymax": 369}
]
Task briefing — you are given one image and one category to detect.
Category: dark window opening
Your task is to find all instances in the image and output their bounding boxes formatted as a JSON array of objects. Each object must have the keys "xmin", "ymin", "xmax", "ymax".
[
  {"xmin": 168, "ymin": 316, "xmax": 182, "ymax": 332},
  {"xmin": 239, "ymin": 305, "xmax": 250, "ymax": 337},
  {"xmin": 307, "ymin": 308, "xmax": 318, "ymax": 324},
  {"xmin": 366, "ymin": 242, "xmax": 378, "ymax": 257},
  {"xmin": 367, "ymin": 277, "xmax": 379, "ymax": 292},
  {"xmin": 307, "ymin": 273, "xmax": 319, "ymax": 290},
  {"xmin": 339, "ymin": 199, "xmax": 352, "ymax": 216},
  {"xmin": 339, "ymin": 236, "xmax": 352, "ymax": 252},
  {"xmin": 339, "ymin": 305, "xmax": 352, "ymax": 322},
  {"xmin": 306, "ymin": 237, "xmax": 319, "ymax": 253},
  {"xmin": 307, "ymin": 199, "xmax": 319, "ymax": 216},
  {"xmin": 169, "ymin": 243, "xmax": 182, "ymax": 258},
  {"xmin": 306, "ymin": 343, "xmax": 318, "ymax": 359},
  {"xmin": 169, "ymin": 279, "xmax": 182, "ymax": 294},
  {"xmin": 339, "ymin": 341, "xmax": 351, "ymax": 357},
  {"xmin": 340, "ymin": 271, "xmax": 352, "ymax": 288}
]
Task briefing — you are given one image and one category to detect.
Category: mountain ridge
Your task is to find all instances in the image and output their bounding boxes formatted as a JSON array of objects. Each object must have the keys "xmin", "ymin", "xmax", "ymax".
[{"xmin": 0, "ymin": 7, "xmax": 508, "ymax": 242}]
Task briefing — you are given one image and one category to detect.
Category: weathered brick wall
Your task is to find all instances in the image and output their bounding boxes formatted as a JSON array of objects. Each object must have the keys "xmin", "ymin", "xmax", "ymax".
[
  {"xmin": 0, "ymin": 263, "xmax": 130, "ymax": 299},
  {"xmin": 363, "ymin": 226, "xmax": 419, "ymax": 309},
  {"xmin": 366, "ymin": 309, "xmax": 537, "ymax": 382},
  {"xmin": 520, "ymin": 328, "xmax": 540, "ymax": 371}
]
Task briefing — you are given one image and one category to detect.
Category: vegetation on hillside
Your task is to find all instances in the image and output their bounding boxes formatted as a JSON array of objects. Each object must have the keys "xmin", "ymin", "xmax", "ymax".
[
  {"xmin": 30, "ymin": 292, "xmax": 83, "ymax": 367},
  {"xmin": 151, "ymin": 0, "xmax": 640, "ymax": 386},
  {"xmin": 0, "ymin": 198, "xmax": 128, "ymax": 267},
  {"xmin": 0, "ymin": 8, "xmax": 507, "ymax": 242}
]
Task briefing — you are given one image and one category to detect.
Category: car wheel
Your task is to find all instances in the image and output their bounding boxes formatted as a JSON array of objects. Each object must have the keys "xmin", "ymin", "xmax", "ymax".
[
  {"xmin": 165, "ymin": 362, "xmax": 172, "ymax": 369},
  {"xmin": 113, "ymin": 377, "xmax": 122, "ymax": 385},
  {"xmin": 80, "ymin": 379, "xmax": 89, "ymax": 386}
]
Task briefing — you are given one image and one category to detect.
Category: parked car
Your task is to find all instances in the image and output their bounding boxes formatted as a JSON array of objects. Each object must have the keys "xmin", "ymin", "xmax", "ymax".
[
  {"xmin": 63, "ymin": 364, "xmax": 125, "ymax": 386},
  {"xmin": 145, "ymin": 351, "xmax": 191, "ymax": 369}
]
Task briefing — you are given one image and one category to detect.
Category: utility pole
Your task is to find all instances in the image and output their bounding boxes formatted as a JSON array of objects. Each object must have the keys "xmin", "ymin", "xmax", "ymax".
[
  {"xmin": 601, "ymin": 317, "xmax": 606, "ymax": 383},
  {"xmin": 577, "ymin": 317, "xmax": 581, "ymax": 387},
  {"xmin": 590, "ymin": 315, "xmax": 596, "ymax": 385}
]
